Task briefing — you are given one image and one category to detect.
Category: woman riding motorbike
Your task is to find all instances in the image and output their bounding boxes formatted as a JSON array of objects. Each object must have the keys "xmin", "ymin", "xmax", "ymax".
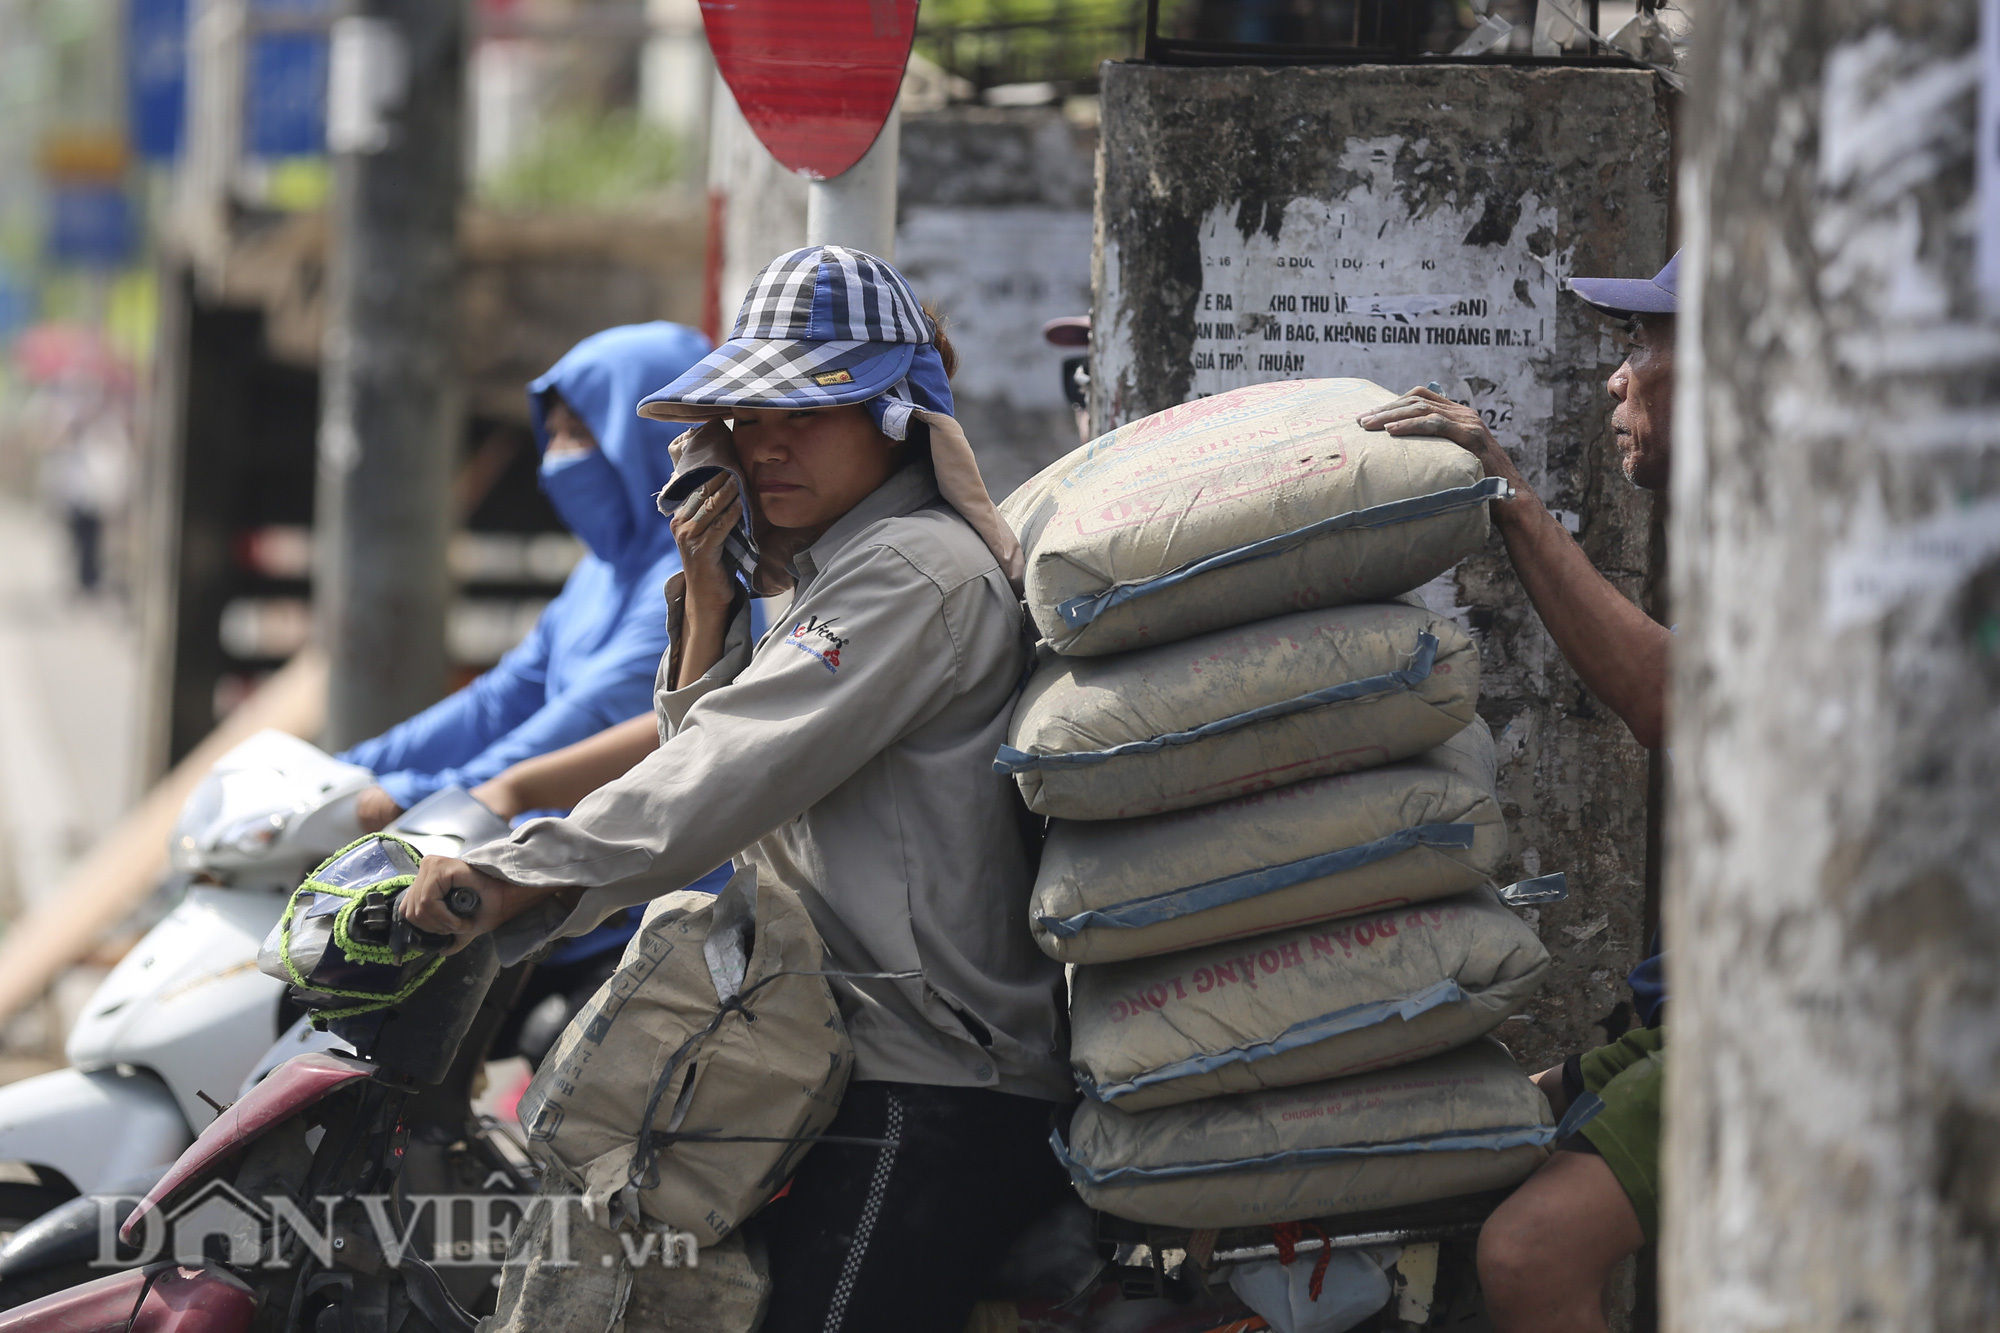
[
  {"xmin": 398, "ymin": 246, "xmax": 1071, "ymax": 1332},
  {"xmin": 339, "ymin": 321, "xmax": 711, "ymax": 830}
]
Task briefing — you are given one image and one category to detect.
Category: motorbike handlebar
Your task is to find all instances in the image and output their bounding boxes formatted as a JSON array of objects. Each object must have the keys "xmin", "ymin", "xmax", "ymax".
[{"xmin": 372, "ymin": 883, "xmax": 483, "ymax": 959}]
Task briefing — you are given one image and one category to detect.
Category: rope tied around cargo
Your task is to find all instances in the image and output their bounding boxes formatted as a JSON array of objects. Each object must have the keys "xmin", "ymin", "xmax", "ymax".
[
  {"xmin": 625, "ymin": 966, "xmax": 924, "ymax": 1195},
  {"xmin": 1269, "ymin": 1221, "xmax": 1335, "ymax": 1301}
]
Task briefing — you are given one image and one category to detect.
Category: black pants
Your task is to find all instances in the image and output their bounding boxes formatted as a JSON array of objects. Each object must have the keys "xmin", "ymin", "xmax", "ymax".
[{"xmin": 758, "ymin": 1080, "xmax": 1072, "ymax": 1333}]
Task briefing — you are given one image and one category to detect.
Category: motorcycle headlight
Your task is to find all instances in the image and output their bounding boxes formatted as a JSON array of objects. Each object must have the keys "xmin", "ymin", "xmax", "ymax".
[
  {"xmin": 170, "ymin": 775, "xmax": 227, "ymax": 872},
  {"xmin": 217, "ymin": 812, "xmax": 288, "ymax": 857}
]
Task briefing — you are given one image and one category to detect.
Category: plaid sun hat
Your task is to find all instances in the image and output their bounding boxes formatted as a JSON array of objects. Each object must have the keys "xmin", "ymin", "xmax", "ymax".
[
  {"xmin": 644, "ymin": 244, "xmax": 1027, "ymax": 592},
  {"xmin": 639, "ymin": 247, "xmax": 935, "ymax": 420}
]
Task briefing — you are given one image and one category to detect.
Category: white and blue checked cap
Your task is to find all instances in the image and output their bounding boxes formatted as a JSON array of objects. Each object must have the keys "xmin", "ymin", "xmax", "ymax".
[
  {"xmin": 644, "ymin": 246, "xmax": 1027, "ymax": 590},
  {"xmin": 638, "ymin": 247, "xmax": 932, "ymax": 420},
  {"xmin": 733, "ymin": 246, "xmax": 929, "ymax": 343}
]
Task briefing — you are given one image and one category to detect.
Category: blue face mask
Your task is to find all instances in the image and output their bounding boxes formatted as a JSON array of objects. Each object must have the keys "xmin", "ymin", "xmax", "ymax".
[{"xmin": 540, "ymin": 450, "xmax": 634, "ymax": 562}]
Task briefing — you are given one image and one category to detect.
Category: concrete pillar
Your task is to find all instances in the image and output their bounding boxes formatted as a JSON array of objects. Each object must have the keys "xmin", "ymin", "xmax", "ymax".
[
  {"xmin": 314, "ymin": 0, "xmax": 464, "ymax": 748},
  {"xmin": 1666, "ymin": 2, "xmax": 2000, "ymax": 1327},
  {"xmin": 1094, "ymin": 63, "xmax": 1674, "ymax": 1070}
]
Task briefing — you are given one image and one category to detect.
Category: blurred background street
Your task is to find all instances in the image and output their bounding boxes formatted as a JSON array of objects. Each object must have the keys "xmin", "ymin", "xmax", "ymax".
[
  {"xmin": 0, "ymin": 1, "xmax": 1722, "ymax": 1325},
  {"xmin": 0, "ymin": 0, "xmax": 1681, "ymax": 1166},
  {"xmin": 0, "ymin": 491, "xmax": 141, "ymax": 1077},
  {"xmin": 0, "ymin": 0, "xmax": 1160, "ymax": 1066}
]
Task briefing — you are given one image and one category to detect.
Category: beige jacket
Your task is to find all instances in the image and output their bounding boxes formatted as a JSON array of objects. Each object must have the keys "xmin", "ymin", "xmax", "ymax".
[{"xmin": 467, "ymin": 464, "xmax": 1071, "ymax": 1101}]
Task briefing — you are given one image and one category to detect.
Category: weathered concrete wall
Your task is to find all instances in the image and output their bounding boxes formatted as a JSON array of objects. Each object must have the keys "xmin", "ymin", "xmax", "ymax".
[
  {"xmin": 1094, "ymin": 63, "xmax": 1673, "ymax": 1070},
  {"xmin": 1668, "ymin": 4, "xmax": 2000, "ymax": 1329},
  {"xmin": 899, "ymin": 106, "xmax": 1098, "ymax": 499}
]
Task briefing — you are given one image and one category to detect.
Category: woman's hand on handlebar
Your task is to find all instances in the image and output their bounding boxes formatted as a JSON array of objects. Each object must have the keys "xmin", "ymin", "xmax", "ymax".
[
  {"xmin": 398, "ymin": 855, "xmax": 546, "ymax": 953},
  {"xmin": 354, "ymin": 786, "xmax": 403, "ymax": 833},
  {"xmin": 468, "ymin": 773, "xmax": 522, "ymax": 820}
]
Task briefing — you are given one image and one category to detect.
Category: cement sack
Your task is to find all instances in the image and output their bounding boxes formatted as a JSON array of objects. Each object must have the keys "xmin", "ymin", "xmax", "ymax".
[
  {"xmin": 1068, "ymin": 887, "xmax": 1548, "ymax": 1111},
  {"xmin": 483, "ymin": 1196, "xmax": 770, "ymax": 1333},
  {"xmin": 1056, "ymin": 1039, "xmax": 1553, "ymax": 1228},
  {"xmin": 998, "ymin": 378, "xmax": 1503, "ymax": 656},
  {"xmin": 1031, "ymin": 722, "xmax": 1505, "ymax": 964},
  {"xmin": 518, "ymin": 866, "xmax": 849, "ymax": 1245},
  {"xmin": 999, "ymin": 602, "xmax": 1477, "ymax": 821}
]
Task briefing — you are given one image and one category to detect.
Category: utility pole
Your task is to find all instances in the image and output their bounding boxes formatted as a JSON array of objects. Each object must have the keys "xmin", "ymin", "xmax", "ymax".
[
  {"xmin": 1667, "ymin": 2, "xmax": 2000, "ymax": 1328},
  {"xmin": 313, "ymin": 0, "xmax": 463, "ymax": 748},
  {"xmin": 699, "ymin": 0, "xmax": 913, "ymax": 265},
  {"xmin": 804, "ymin": 107, "xmax": 899, "ymax": 258}
]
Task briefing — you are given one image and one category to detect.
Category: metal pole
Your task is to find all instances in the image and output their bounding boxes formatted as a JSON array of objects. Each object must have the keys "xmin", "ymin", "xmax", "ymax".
[
  {"xmin": 804, "ymin": 106, "xmax": 899, "ymax": 259},
  {"xmin": 313, "ymin": 0, "xmax": 464, "ymax": 748}
]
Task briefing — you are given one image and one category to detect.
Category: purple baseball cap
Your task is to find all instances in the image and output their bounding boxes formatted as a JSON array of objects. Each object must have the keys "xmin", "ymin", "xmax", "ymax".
[{"xmin": 1567, "ymin": 251, "xmax": 1680, "ymax": 317}]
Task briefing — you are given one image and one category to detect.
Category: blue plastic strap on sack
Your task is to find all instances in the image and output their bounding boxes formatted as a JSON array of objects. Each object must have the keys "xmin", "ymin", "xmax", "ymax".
[
  {"xmin": 1049, "ymin": 1120, "xmax": 1559, "ymax": 1187},
  {"xmin": 994, "ymin": 633, "xmax": 1440, "ymax": 777},
  {"xmin": 1077, "ymin": 978, "xmax": 1467, "ymax": 1103},
  {"xmin": 1052, "ymin": 476, "xmax": 1509, "ymax": 630},
  {"xmin": 1036, "ymin": 822, "xmax": 1476, "ymax": 938},
  {"xmin": 1497, "ymin": 872, "xmax": 1568, "ymax": 905},
  {"xmin": 1552, "ymin": 1090, "xmax": 1606, "ymax": 1141}
]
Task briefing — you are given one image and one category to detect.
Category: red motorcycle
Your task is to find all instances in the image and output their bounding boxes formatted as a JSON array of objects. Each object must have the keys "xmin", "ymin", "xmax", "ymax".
[{"xmin": 0, "ymin": 810, "xmax": 534, "ymax": 1333}]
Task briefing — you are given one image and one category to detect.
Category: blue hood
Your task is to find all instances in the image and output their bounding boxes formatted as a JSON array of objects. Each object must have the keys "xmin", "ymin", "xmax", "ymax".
[
  {"xmin": 528, "ymin": 321, "xmax": 714, "ymax": 571},
  {"xmin": 339, "ymin": 321, "xmax": 714, "ymax": 813}
]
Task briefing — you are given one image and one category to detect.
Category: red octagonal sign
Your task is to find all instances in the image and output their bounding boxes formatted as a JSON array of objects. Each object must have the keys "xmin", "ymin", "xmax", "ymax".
[{"xmin": 701, "ymin": 0, "xmax": 921, "ymax": 180}]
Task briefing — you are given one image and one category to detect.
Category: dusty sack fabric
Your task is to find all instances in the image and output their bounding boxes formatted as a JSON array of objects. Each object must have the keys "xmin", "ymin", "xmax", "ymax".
[
  {"xmin": 517, "ymin": 868, "xmax": 850, "ymax": 1244},
  {"xmin": 1068, "ymin": 886, "xmax": 1549, "ymax": 1111},
  {"xmin": 482, "ymin": 1197, "xmax": 770, "ymax": 1333},
  {"xmin": 998, "ymin": 379, "xmax": 1501, "ymax": 656},
  {"xmin": 999, "ymin": 602, "xmax": 1476, "ymax": 821},
  {"xmin": 1030, "ymin": 722, "xmax": 1505, "ymax": 964},
  {"xmin": 1056, "ymin": 1040, "xmax": 1553, "ymax": 1228}
]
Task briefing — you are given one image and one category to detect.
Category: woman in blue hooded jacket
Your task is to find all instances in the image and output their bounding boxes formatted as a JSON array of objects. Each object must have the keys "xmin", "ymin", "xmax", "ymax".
[
  {"xmin": 340, "ymin": 323, "xmax": 735, "ymax": 1060},
  {"xmin": 341, "ymin": 321, "xmax": 711, "ymax": 827}
]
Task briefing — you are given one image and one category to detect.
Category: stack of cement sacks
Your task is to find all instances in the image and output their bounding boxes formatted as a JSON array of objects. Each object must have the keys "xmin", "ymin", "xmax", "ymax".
[{"xmin": 997, "ymin": 378, "xmax": 1556, "ymax": 1231}]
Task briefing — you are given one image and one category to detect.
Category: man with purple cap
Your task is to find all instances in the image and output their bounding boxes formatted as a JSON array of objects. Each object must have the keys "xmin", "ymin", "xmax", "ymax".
[{"xmin": 1360, "ymin": 252, "xmax": 1680, "ymax": 1333}]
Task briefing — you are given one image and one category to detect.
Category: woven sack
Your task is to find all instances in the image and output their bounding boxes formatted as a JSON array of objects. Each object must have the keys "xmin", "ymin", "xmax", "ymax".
[
  {"xmin": 484, "ymin": 1198, "xmax": 770, "ymax": 1333},
  {"xmin": 517, "ymin": 867, "xmax": 849, "ymax": 1245},
  {"xmin": 1030, "ymin": 722, "xmax": 1504, "ymax": 964},
  {"xmin": 1057, "ymin": 1040, "xmax": 1552, "ymax": 1228},
  {"xmin": 999, "ymin": 601, "xmax": 1475, "ymax": 821},
  {"xmin": 1068, "ymin": 886, "xmax": 1549, "ymax": 1111},
  {"xmin": 999, "ymin": 378, "xmax": 1502, "ymax": 656}
]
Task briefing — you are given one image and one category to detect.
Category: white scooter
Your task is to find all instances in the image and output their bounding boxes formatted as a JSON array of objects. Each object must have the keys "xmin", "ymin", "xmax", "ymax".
[{"xmin": 0, "ymin": 731, "xmax": 374, "ymax": 1233}]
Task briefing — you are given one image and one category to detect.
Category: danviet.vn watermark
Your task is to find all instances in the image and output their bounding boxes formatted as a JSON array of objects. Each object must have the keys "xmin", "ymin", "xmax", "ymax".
[{"xmin": 96, "ymin": 1183, "xmax": 700, "ymax": 1272}]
